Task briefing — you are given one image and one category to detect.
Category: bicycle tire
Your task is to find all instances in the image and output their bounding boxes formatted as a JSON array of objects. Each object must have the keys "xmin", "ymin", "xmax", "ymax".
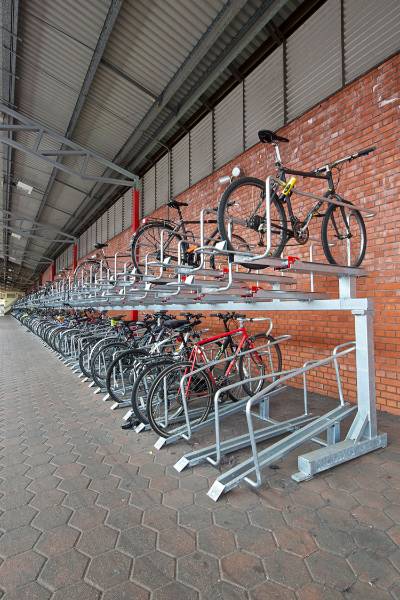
[
  {"xmin": 239, "ymin": 333, "xmax": 282, "ymax": 397},
  {"xmin": 217, "ymin": 176, "xmax": 287, "ymax": 269},
  {"xmin": 146, "ymin": 361, "xmax": 213, "ymax": 438},
  {"xmin": 131, "ymin": 355, "xmax": 176, "ymax": 424},
  {"xmin": 321, "ymin": 201, "xmax": 367, "ymax": 267},
  {"xmin": 105, "ymin": 347, "xmax": 149, "ymax": 403},
  {"xmin": 130, "ymin": 222, "xmax": 183, "ymax": 275},
  {"xmin": 74, "ymin": 260, "xmax": 101, "ymax": 285},
  {"xmin": 90, "ymin": 341, "xmax": 129, "ymax": 389}
]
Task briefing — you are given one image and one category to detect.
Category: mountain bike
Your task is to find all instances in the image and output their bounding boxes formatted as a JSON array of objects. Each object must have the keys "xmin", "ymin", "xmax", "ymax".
[
  {"xmin": 217, "ymin": 129, "xmax": 376, "ymax": 268},
  {"xmin": 130, "ymin": 199, "xmax": 250, "ymax": 275}
]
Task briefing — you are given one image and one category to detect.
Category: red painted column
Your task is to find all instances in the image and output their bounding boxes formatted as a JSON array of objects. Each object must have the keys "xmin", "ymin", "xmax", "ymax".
[
  {"xmin": 130, "ymin": 187, "xmax": 140, "ymax": 321},
  {"xmin": 73, "ymin": 243, "xmax": 78, "ymax": 271},
  {"xmin": 51, "ymin": 261, "xmax": 56, "ymax": 282}
]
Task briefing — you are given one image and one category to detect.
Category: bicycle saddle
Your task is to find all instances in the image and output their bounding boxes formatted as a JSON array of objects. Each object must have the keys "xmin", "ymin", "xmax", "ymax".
[
  {"xmin": 164, "ymin": 319, "xmax": 191, "ymax": 329},
  {"xmin": 258, "ymin": 130, "xmax": 289, "ymax": 144},
  {"xmin": 168, "ymin": 200, "xmax": 188, "ymax": 209},
  {"xmin": 94, "ymin": 242, "xmax": 108, "ymax": 249}
]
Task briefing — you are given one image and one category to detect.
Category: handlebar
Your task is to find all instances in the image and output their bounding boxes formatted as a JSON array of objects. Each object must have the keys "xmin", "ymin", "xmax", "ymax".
[{"xmin": 314, "ymin": 145, "xmax": 376, "ymax": 173}]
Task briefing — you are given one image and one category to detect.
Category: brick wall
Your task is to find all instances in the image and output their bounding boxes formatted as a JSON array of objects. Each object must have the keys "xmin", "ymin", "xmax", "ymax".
[{"xmin": 46, "ymin": 53, "xmax": 400, "ymax": 414}]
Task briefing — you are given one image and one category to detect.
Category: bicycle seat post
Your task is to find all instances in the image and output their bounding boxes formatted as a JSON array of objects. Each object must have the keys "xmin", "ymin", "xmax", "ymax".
[{"xmin": 273, "ymin": 143, "xmax": 282, "ymax": 166}]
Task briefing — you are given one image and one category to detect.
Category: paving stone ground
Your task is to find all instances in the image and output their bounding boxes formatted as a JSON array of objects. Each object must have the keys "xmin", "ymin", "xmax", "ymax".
[{"xmin": 0, "ymin": 315, "xmax": 399, "ymax": 599}]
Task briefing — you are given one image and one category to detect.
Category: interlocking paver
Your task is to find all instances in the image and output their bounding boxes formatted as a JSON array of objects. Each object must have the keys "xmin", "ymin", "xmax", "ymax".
[
  {"xmin": 117, "ymin": 525, "xmax": 157, "ymax": 557},
  {"xmin": 0, "ymin": 526, "xmax": 41, "ymax": 558},
  {"xmin": 85, "ymin": 549, "xmax": 132, "ymax": 590},
  {"xmin": 221, "ymin": 550, "xmax": 265, "ymax": 588},
  {"xmin": 2, "ymin": 317, "xmax": 400, "ymax": 598},
  {"xmin": 348, "ymin": 548, "xmax": 399, "ymax": 589},
  {"xmin": 177, "ymin": 551, "xmax": 219, "ymax": 592},
  {"xmin": 35, "ymin": 524, "xmax": 80, "ymax": 556},
  {"xmin": 214, "ymin": 506, "xmax": 250, "ymax": 531},
  {"xmin": 51, "ymin": 582, "xmax": 100, "ymax": 600},
  {"xmin": 264, "ymin": 549, "xmax": 312, "ymax": 590},
  {"xmin": 77, "ymin": 525, "xmax": 118, "ymax": 556},
  {"xmin": 0, "ymin": 505, "xmax": 37, "ymax": 531},
  {"xmin": 0, "ymin": 550, "xmax": 45, "ymax": 591},
  {"xmin": 158, "ymin": 525, "xmax": 196, "ymax": 557},
  {"xmin": 198, "ymin": 525, "xmax": 236, "ymax": 558},
  {"xmin": 102, "ymin": 581, "xmax": 149, "ymax": 600},
  {"xmin": 39, "ymin": 549, "xmax": 89, "ymax": 590},
  {"xmin": 306, "ymin": 549, "xmax": 356, "ymax": 591},
  {"xmin": 31, "ymin": 505, "xmax": 72, "ymax": 530},
  {"xmin": 133, "ymin": 550, "xmax": 175, "ymax": 590},
  {"xmin": 311, "ymin": 525, "xmax": 356, "ymax": 556},
  {"xmin": 2, "ymin": 581, "xmax": 52, "ymax": 600}
]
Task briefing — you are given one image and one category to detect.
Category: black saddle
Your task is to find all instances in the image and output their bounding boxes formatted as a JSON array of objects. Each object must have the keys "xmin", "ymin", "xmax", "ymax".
[
  {"xmin": 94, "ymin": 242, "xmax": 108, "ymax": 249},
  {"xmin": 164, "ymin": 319, "xmax": 191, "ymax": 329},
  {"xmin": 168, "ymin": 200, "xmax": 188, "ymax": 209},
  {"xmin": 258, "ymin": 130, "xmax": 289, "ymax": 144}
]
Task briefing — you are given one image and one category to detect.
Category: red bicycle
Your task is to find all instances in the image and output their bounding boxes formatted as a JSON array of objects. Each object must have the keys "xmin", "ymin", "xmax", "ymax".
[{"xmin": 146, "ymin": 314, "xmax": 282, "ymax": 437}]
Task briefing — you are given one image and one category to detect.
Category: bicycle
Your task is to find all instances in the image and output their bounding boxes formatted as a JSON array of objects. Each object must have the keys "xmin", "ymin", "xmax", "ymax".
[
  {"xmin": 130, "ymin": 199, "xmax": 250, "ymax": 275},
  {"xmin": 217, "ymin": 129, "xmax": 376, "ymax": 268},
  {"xmin": 74, "ymin": 242, "xmax": 132, "ymax": 285},
  {"xmin": 146, "ymin": 315, "xmax": 282, "ymax": 438}
]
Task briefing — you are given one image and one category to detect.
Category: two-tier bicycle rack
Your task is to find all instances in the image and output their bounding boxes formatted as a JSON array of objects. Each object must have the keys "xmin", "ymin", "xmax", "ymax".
[{"xmin": 15, "ymin": 178, "xmax": 387, "ymax": 500}]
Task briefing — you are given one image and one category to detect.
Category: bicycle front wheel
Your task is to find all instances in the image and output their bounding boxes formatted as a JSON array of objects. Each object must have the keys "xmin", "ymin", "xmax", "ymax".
[
  {"xmin": 321, "ymin": 201, "xmax": 366, "ymax": 267},
  {"xmin": 217, "ymin": 177, "xmax": 287, "ymax": 268},
  {"xmin": 239, "ymin": 334, "xmax": 283, "ymax": 396},
  {"xmin": 147, "ymin": 362, "xmax": 213, "ymax": 438}
]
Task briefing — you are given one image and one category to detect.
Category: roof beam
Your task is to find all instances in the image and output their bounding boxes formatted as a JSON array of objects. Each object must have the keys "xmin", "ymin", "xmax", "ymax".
[
  {"xmin": 1, "ymin": 0, "xmax": 19, "ymax": 288},
  {"xmin": 21, "ymin": 0, "xmax": 123, "ymax": 277},
  {"xmin": 56, "ymin": 0, "xmax": 250, "ymax": 234}
]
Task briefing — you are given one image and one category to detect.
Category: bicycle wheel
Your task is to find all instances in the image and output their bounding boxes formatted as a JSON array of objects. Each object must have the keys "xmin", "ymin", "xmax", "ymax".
[
  {"xmin": 131, "ymin": 356, "xmax": 176, "ymax": 424},
  {"xmin": 217, "ymin": 177, "xmax": 287, "ymax": 268},
  {"xmin": 321, "ymin": 201, "xmax": 366, "ymax": 267},
  {"xmin": 90, "ymin": 341, "xmax": 129, "ymax": 389},
  {"xmin": 74, "ymin": 260, "xmax": 101, "ymax": 285},
  {"xmin": 239, "ymin": 334, "xmax": 283, "ymax": 396},
  {"xmin": 130, "ymin": 222, "xmax": 183, "ymax": 276},
  {"xmin": 147, "ymin": 361, "xmax": 213, "ymax": 438},
  {"xmin": 105, "ymin": 347, "xmax": 149, "ymax": 403}
]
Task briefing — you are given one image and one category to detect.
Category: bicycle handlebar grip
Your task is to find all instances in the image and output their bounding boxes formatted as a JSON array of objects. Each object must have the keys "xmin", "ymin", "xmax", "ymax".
[{"xmin": 354, "ymin": 146, "xmax": 376, "ymax": 158}]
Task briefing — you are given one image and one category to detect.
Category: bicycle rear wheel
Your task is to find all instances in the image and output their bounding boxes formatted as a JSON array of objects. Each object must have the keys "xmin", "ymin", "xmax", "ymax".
[
  {"xmin": 130, "ymin": 222, "xmax": 183, "ymax": 276},
  {"xmin": 217, "ymin": 177, "xmax": 287, "ymax": 268},
  {"xmin": 146, "ymin": 362, "xmax": 213, "ymax": 438},
  {"xmin": 321, "ymin": 201, "xmax": 366, "ymax": 267},
  {"xmin": 131, "ymin": 356, "xmax": 176, "ymax": 424}
]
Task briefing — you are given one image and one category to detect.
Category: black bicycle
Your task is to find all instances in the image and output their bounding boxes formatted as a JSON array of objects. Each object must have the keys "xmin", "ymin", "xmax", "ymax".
[
  {"xmin": 217, "ymin": 130, "xmax": 376, "ymax": 268},
  {"xmin": 130, "ymin": 199, "xmax": 250, "ymax": 275}
]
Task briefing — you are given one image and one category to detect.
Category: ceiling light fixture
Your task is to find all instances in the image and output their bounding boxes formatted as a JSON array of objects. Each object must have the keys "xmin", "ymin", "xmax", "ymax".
[
  {"xmin": 11, "ymin": 232, "xmax": 22, "ymax": 240},
  {"xmin": 16, "ymin": 181, "xmax": 33, "ymax": 194}
]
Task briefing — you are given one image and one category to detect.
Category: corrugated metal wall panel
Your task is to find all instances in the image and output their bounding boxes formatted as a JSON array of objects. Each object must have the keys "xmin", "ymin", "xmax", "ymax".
[
  {"xmin": 172, "ymin": 135, "xmax": 190, "ymax": 197},
  {"xmin": 286, "ymin": 0, "xmax": 341, "ymax": 122},
  {"xmin": 245, "ymin": 46, "xmax": 284, "ymax": 149},
  {"xmin": 95, "ymin": 217, "xmax": 103, "ymax": 244},
  {"xmin": 66, "ymin": 245, "xmax": 73, "ymax": 267},
  {"xmin": 79, "ymin": 231, "xmax": 87, "ymax": 259},
  {"xmin": 115, "ymin": 197, "xmax": 124, "ymax": 235},
  {"xmin": 190, "ymin": 112, "xmax": 213, "ymax": 185},
  {"xmin": 123, "ymin": 190, "xmax": 132, "ymax": 229},
  {"xmin": 214, "ymin": 84, "xmax": 244, "ymax": 169},
  {"xmin": 108, "ymin": 204, "xmax": 116, "ymax": 239},
  {"xmin": 156, "ymin": 154, "xmax": 170, "ymax": 208},
  {"xmin": 344, "ymin": 0, "xmax": 400, "ymax": 83},
  {"xmin": 143, "ymin": 167, "xmax": 156, "ymax": 216},
  {"xmin": 101, "ymin": 213, "xmax": 108, "ymax": 243}
]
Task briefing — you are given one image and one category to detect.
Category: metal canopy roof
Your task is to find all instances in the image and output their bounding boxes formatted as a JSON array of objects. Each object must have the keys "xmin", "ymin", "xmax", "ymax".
[{"xmin": 0, "ymin": 0, "xmax": 317, "ymax": 290}]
